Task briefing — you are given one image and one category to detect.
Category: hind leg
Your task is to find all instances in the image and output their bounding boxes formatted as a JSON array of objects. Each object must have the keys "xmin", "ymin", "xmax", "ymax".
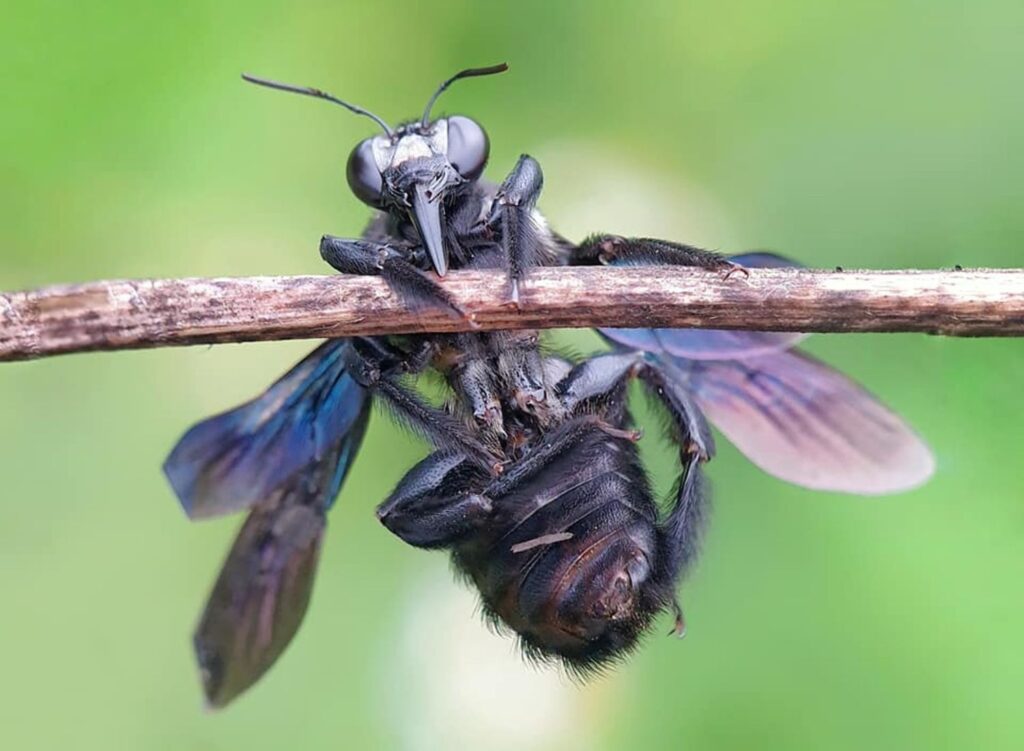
[
  {"xmin": 376, "ymin": 452, "xmax": 492, "ymax": 549},
  {"xmin": 555, "ymin": 352, "xmax": 712, "ymax": 587}
]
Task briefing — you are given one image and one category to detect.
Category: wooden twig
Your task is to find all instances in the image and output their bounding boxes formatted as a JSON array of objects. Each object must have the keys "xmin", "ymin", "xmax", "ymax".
[{"xmin": 1, "ymin": 266, "xmax": 1022, "ymax": 363}]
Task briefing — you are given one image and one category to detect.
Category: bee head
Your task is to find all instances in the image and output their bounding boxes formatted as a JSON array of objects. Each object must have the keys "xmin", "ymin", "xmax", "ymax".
[{"xmin": 241, "ymin": 64, "xmax": 507, "ymax": 276}]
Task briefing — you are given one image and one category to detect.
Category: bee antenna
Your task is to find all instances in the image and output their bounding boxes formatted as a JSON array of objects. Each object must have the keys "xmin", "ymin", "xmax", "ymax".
[
  {"xmin": 241, "ymin": 73, "xmax": 394, "ymax": 137},
  {"xmin": 421, "ymin": 63, "xmax": 509, "ymax": 127}
]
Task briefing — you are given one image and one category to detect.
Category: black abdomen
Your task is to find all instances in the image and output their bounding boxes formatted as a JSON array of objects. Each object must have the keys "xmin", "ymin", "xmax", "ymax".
[{"xmin": 453, "ymin": 427, "xmax": 665, "ymax": 666}]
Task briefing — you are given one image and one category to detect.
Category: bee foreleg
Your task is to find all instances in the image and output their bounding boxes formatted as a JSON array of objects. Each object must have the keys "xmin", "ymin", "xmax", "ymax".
[
  {"xmin": 486, "ymin": 154, "xmax": 545, "ymax": 304},
  {"xmin": 493, "ymin": 330, "xmax": 554, "ymax": 422},
  {"xmin": 319, "ymin": 234, "xmax": 470, "ymax": 320}
]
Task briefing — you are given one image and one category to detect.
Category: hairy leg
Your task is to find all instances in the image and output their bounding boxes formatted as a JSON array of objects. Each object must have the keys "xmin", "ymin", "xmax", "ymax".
[
  {"xmin": 376, "ymin": 451, "xmax": 492, "ymax": 549},
  {"xmin": 486, "ymin": 154, "xmax": 546, "ymax": 303},
  {"xmin": 570, "ymin": 234, "xmax": 744, "ymax": 277},
  {"xmin": 555, "ymin": 352, "xmax": 712, "ymax": 585},
  {"xmin": 344, "ymin": 339, "xmax": 498, "ymax": 472},
  {"xmin": 319, "ymin": 235, "xmax": 469, "ymax": 319}
]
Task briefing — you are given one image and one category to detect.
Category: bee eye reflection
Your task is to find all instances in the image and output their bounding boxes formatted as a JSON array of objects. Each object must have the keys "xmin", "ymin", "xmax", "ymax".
[
  {"xmin": 346, "ymin": 138, "xmax": 384, "ymax": 207},
  {"xmin": 445, "ymin": 116, "xmax": 489, "ymax": 180}
]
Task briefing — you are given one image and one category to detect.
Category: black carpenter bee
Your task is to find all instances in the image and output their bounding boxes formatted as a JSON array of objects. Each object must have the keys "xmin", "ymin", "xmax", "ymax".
[{"xmin": 163, "ymin": 64, "xmax": 935, "ymax": 708}]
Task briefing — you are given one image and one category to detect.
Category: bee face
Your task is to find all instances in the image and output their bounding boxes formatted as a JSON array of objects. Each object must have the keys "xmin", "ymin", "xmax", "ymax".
[
  {"xmin": 346, "ymin": 116, "xmax": 490, "ymax": 275},
  {"xmin": 241, "ymin": 65, "xmax": 504, "ymax": 278}
]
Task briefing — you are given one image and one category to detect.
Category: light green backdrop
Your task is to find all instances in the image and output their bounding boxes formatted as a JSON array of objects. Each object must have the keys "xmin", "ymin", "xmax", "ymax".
[{"xmin": 2, "ymin": 2, "xmax": 1022, "ymax": 749}]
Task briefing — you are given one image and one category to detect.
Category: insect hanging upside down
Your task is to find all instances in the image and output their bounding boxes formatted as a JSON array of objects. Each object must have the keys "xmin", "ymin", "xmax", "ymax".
[{"xmin": 163, "ymin": 64, "xmax": 935, "ymax": 708}]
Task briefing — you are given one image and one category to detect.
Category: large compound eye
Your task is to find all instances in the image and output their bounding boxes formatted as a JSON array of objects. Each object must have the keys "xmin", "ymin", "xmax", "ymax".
[
  {"xmin": 446, "ymin": 116, "xmax": 489, "ymax": 180},
  {"xmin": 346, "ymin": 139, "xmax": 384, "ymax": 207}
]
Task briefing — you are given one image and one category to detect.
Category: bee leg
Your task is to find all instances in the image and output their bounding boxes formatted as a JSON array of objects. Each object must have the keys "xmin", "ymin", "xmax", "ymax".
[
  {"xmin": 557, "ymin": 351, "xmax": 711, "ymax": 581},
  {"xmin": 444, "ymin": 334, "xmax": 506, "ymax": 443},
  {"xmin": 555, "ymin": 351, "xmax": 714, "ymax": 460},
  {"xmin": 657, "ymin": 450, "xmax": 707, "ymax": 583},
  {"xmin": 319, "ymin": 235, "xmax": 471, "ymax": 321},
  {"xmin": 635, "ymin": 358, "xmax": 712, "ymax": 582},
  {"xmin": 494, "ymin": 330, "xmax": 555, "ymax": 423},
  {"xmin": 635, "ymin": 357, "xmax": 715, "ymax": 461},
  {"xmin": 669, "ymin": 599, "xmax": 687, "ymax": 638},
  {"xmin": 354, "ymin": 336, "xmax": 436, "ymax": 378},
  {"xmin": 570, "ymin": 234, "xmax": 742, "ymax": 277},
  {"xmin": 376, "ymin": 452, "xmax": 492, "ymax": 549},
  {"xmin": 344, "ymin": 340, "xmax": 499, "ymax": 472},
  {"xmin": 556, "ymin": 351, "xmax": 644, "ymax": 413},
  {"xmin": 486, "ymin": 154, "xmax": 545, "ymax": 304},
  {"xmin": 483, "ymin": 414, "xmax": 615, "ymax": 498}
]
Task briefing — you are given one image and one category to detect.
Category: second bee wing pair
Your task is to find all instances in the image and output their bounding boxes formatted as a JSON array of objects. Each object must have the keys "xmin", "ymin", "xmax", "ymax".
[{"xmin": 600, "ymin": 252, "xmax": 935, "ymax": 495}]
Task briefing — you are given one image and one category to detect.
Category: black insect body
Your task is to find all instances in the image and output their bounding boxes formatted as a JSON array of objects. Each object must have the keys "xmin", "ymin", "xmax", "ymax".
[
  {"xmin": 164, "ymin": 65, "xmax": 934, "ymax": 707},
  {"xmin": 376, "ymin": 350, "xmax": 710, "ymax": 670}
]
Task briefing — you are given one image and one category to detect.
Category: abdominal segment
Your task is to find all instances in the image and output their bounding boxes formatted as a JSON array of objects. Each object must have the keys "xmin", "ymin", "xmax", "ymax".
[{"xmin": 453, "ymin": 429, "xmax": 661, "ymax": 660}]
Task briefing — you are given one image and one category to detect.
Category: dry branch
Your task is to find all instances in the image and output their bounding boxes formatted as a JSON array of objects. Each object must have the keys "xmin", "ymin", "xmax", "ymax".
[{"xmin": 2, "ymin": 266, "xmax": 1023, "ymax": 363}]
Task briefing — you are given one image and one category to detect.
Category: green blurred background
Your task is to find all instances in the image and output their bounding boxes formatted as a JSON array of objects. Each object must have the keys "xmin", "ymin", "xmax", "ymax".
[{"xmin": 2, "ymin": 1, "xmax": 1023, "ymax": 749}]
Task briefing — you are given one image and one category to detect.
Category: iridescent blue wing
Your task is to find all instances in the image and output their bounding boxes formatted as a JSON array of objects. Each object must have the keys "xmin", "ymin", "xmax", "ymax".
[
  {"xmin": 194, "ymin": 468, "xmax": 329, "ymax": 708},
  {"xmin": 164, "ymin": 339, "xmax": 371, "ymax": 519},
  {"xmin": 166, "ymin": 339, "xmax": 372, "ymax": 707},
  {"xmin": 654, "ymin": 348, "xmax": 935, "ymax": 495},
  {"xmin": 601, "ymin": 252, "xmax": 808, "ymax": 361}
]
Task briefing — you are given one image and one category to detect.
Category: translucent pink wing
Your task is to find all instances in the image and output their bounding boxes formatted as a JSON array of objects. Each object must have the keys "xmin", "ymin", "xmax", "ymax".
[
  {"xmin": 672, "ymin": 349, "xmax": 935, "ymax": 494},
  {"xmin": 602, "ymin": 327, "xmax": 808, "ymax": 361}
]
